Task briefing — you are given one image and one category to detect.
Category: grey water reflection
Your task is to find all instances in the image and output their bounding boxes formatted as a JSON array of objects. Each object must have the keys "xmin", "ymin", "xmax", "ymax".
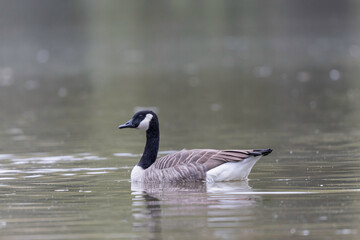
[{"xmin": 131, "ymin": 181, "xmax": 258, "ymax": 238}]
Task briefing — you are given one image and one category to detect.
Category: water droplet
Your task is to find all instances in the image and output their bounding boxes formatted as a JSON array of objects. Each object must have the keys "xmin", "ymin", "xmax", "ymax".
[
  {"xmin": 297, "ymin": 72, "xmax": 311, "ymax": 83},
  {"xmin": 0, "ymin": 221, "xmax": 6, "ymax": 228},
  {"xmin": 300, "ymin": 230, "xmax": 310, "ymax": 236},
  {"xmin": 336, "ymin": 229, "xmax": 357, "ymax": 235},
  {"xmin": 58, "ymin": 88, "xmax": 68, "ymax": 97},
  {"xmin": 0, "ymin": 67, "xmax": 14, "ymax": 86},
  {"xmin": 253, "ymin": 65, "xmax": 272, "ymax": 78},
  {"xmin": 36, "ymin": 49, "xmax": 49, "ymax": 63},
  {"xmin": 210, "ymin": 104, "xmax": 221, "ymax": 112},
  {"xmin": 6, "ymin": 128, "xmax": 23, "ymax": 135},
  {"xmin": 349, "ymin": 45, "xmax": 360, "ymax": 58},
  {"xmin": 329, "ymin": 69, "xmax": 341, "ymax": 81}
]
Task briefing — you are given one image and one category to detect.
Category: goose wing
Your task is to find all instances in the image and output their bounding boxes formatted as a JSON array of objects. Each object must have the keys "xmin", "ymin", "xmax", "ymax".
[
  {"xmin": 152, "ymin": 149, "xmax": 266, "ymax": 171},
  {"xmin": 144, "ymin": 162, "xmax": 207, "ymax": 182},
  {"xmin": 144, "ymin": 149, "xmax": 271, "ymax": 182}
]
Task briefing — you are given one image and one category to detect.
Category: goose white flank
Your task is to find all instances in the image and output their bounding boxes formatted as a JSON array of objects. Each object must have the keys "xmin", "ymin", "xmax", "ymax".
[{"xmin": 118, "ymin": 110, "xmax": 272, "ymax": 182}]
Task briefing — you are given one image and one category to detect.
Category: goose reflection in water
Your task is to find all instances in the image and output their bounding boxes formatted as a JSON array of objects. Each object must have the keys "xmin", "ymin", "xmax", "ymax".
[{"xmin": 131, "ymin": 181, "xmax": 260, "ymax": 236}]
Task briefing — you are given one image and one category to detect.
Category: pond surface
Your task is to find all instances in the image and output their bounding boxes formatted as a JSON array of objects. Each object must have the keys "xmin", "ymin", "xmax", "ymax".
[{"xmin": 1, "ymin": 1, "xmax": 360, "ymax": 239}]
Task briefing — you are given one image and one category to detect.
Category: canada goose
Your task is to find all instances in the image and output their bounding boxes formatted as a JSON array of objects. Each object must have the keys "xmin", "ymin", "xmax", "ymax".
[{"xmin": 118, "ymin": 110, "xmax": 272, "ymax": 182}]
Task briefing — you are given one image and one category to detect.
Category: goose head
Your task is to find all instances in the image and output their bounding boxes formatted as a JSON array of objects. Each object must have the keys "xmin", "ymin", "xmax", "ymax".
[{"xmin": 118, "ymin": 110, "xmax": 157, "ymax": 131}]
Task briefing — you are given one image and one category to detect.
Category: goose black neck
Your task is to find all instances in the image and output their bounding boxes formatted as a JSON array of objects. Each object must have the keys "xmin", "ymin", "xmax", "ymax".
[{"xmin": 138, "ymin": 119, "xmax": 159, "ymax": 169}]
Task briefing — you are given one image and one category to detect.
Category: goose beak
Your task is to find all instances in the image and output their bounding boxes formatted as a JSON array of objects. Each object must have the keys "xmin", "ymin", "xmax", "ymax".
[{"xmin": 118, "ymin": 119, "xmax": 135, "ymax": 129}]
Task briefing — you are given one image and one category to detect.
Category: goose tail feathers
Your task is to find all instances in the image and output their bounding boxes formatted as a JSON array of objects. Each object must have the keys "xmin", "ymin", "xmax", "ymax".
[{"xmin": 249, "ymin": 148, "xmax": 273, "ymax": 156}]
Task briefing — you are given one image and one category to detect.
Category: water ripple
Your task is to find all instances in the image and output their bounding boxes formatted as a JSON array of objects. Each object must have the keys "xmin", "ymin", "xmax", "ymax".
[{"xmin": 11, "ymin": 154, "xmax": 107, "ymax": 164}]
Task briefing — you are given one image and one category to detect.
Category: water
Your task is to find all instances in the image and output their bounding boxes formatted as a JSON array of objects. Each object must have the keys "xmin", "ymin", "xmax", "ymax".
[{"xmin": 2, "ymin": 1, "xmax": 360, "ymax": 239}]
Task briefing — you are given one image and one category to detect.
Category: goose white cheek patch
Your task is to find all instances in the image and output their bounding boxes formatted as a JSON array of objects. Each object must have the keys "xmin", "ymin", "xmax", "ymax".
[{"xmin": 137, "ymin": 114, "xmax": 153, "ymax": 130}]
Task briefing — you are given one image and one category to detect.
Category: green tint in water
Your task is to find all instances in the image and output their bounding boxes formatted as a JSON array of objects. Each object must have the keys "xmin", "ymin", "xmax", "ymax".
[{"xmin": 1, "ymin": 1, "xmax": 360, "ymax": 239}]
